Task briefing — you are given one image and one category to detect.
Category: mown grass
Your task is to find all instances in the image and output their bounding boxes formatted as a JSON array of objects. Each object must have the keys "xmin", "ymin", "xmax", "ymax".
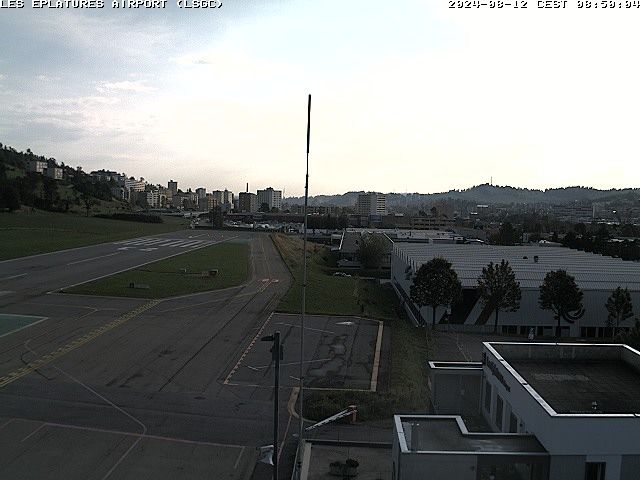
[
  {"xmin": 271, "ymin": 233, "xmax": 429, "ymax": 421},
  {"xmin": 0, "ymin": 209, "xmax": 188, "ymax": 260},
  {"xmin": 64, "ymin": 242, "xmax": 249, "ymax": 299}
]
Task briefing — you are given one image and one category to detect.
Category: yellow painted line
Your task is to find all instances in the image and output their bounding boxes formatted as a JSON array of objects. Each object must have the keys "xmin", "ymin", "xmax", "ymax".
[{"xmin": 0, "ymin": 300, "xmax": 160, "ymax": 389}]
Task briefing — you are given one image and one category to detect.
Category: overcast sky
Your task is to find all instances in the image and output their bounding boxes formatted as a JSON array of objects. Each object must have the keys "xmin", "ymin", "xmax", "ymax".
[{"xmin": 1, "ymin": 1, "xmax": 639, "ymax": 196}]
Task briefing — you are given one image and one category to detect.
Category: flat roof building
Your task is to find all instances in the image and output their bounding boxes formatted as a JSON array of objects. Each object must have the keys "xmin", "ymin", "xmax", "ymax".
[
  {"xmin": 391, "ymin": 243, "xmax": 640, "ymax": 337},
  {"xmin": 395, "ymin": 342, "xmax": 640, "ymax": 480},
  {"xmin": 356, "ymin": 192, "xmax": 387, "ymax": 216}
]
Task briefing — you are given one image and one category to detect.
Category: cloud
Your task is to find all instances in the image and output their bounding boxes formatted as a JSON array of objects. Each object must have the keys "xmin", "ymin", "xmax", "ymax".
[
  {"xmin": 36, "ymin": 75, "xmax": 60, "ymax": 82},
  {"xmin": 0, "ymin": 74, "xmax": 5, "ymax": 80},
  {"xmin": 96, "ymin": 81, "xmax": 157, "ymax": 94}
]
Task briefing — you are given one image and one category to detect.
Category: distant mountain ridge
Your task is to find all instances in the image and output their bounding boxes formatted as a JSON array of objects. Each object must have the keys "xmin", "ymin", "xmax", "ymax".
[{"xmin": 284, "ymin": 184, "xmax": 640, "ymax": 207}]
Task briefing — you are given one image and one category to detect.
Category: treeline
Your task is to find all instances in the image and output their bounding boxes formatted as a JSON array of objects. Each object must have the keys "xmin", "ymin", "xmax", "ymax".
[{"xmin": 563, "ymin": 228, "xmax": 640, "ymax": 261}]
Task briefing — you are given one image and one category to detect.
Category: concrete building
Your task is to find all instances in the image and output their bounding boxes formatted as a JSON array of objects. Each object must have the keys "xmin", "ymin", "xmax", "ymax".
[
  {"xmin": 26, "ymin": 160, "xmax": 47, "ymax": 174},
  {"xmin": 146, "ymin": 190, "xmax": 167, "ymax": 208},
  {"xmin": 196, "ymin": 187, "xmax": 206, "ymax": 200},
  {"xmin": 124, "ymin": 177, "xmax": 146, "ymax": 193},
  {"xmin": 257, "ymin": 187, "xmax": 282, "ymax": 211},
  {"xmin": 167, "ymin": 180, "xmax": 178, "ymax": 196},
  {"xmin": 391, "ymin": 243, "xmax": 640, "ymax": 336},
  {"xmin": 45, "ymin": 166, "xmax": 63, "ymax": 180},
  {"xmin": 90, "ymin": 170, "xmax": 126, "ymax": 186},
  {"xmin": 357, "ymin": 192, "xmax": 387, "ymax": 216},
  {"xmin": 397, "ymin": 342, "xmax": 640, "ymax": 480},
  {"xmin": 238, "ymin": 192, "xmax": 258, "ymax": 213},
  {"xmin": 198, "ymin": 193, "xmax": 217, "ymax": 212}
]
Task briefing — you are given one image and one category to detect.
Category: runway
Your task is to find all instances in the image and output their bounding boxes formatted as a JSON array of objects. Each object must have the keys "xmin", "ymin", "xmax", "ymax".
[{"xmin": 0, "ymin": 230, "xmax": 294, "ymax": 479}]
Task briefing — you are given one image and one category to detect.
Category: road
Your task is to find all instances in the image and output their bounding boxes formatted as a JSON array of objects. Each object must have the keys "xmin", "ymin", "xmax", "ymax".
[{"xmin": 0, "ymin": 230, "xmax": 295, "ymax": 479}]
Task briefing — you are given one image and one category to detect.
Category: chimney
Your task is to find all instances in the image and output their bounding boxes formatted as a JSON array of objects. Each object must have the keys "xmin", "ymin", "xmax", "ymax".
[{"xmin": 246, "ymin": 182, "xmax": 249, "ymax": 193}]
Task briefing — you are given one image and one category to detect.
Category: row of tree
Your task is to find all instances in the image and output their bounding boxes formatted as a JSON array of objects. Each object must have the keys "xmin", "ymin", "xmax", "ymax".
[{"xmin": 409, "ymin": 258, "xmax": 635, "ymax": 337}]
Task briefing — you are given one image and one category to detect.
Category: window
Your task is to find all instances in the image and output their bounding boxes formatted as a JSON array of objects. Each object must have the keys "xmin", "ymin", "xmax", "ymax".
[
  {"xmin": 484, "ymin": 381, "xmax": 492, "ymax": 412},
  {"xmin": 509, "ymin": 413, "xmax": 518, "ymax": 433},
  {"xmin": 585, "ymin": 462, "xmax": 606, "ymax": 480},
  {"xmin": 495, "ymin": 395, "xmax": 504, "ymax": 431}
]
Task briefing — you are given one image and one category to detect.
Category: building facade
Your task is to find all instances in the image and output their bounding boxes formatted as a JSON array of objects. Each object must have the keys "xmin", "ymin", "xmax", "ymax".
[
  {"xmin": 391, "ymin": 243, "xmax": 640, "ymax": 337},
  {"xmin": 257, "ymin": 187, "xmax": 282, "ymax": 211},
  {"xmin": 398, "ymin": 342, "xmax": 640, "ymax": 480},
  {"xmin": 238, "ymin": 192, "xmax": 258, "ymax": 213},
  {"xmin": 357, "ymin": 192, "xmax": 387, "ymax": 216}
]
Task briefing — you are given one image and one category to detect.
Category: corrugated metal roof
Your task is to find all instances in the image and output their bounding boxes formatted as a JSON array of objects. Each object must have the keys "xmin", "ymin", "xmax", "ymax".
[{"xmin": 394, "ymin": 243, "xmax": 640, "ymax": 291}]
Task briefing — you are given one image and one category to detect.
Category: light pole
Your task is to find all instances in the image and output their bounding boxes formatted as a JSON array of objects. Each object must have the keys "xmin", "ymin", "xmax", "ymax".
[{"xmin": 262, "ymin": 331, "xmax": 283, "ymax": 480}]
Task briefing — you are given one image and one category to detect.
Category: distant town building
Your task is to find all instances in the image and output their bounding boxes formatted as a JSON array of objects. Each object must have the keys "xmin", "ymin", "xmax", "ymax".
[
  {"xmin": 45, "ymin": 166, "xmax": 63, "ymax": 180},
  {"xmin": 238, "ymin": 192, "xmax": 258, "ymax": 213},
  {"xmin": 124, "ymin": 177, "xmax": 146, "ymax": 193},
  {"xmin": 146, "ymin": 189, "xmax": 167, "ymax": 208},
  {"xmin": 550, "ymin": 202, "xmax": 594, "ymax": 223},
  {"xmin": 198, "ymin": 193, "xmax": 218, "ymax": 212},
  {"xmin": 167, "ymin": 180, "xmax": 178, "ymax": 196},
  {"xmin": 196, "ymin": 187, "xmax": 207, "ymax": 200},
  {"xmin": 26, "ymin": 160, "xmax": 47, "ymax": 174},
  {"xmin": 356, "ymin": 192, "xmax": 387, "ymax": 216},
  {"xmin": 90, "ymin": 170, "xmax": 126, "ymax": 186},
  {"xmin": 257, "ymin": 187, "xmax": 282, "ymax": 211}
]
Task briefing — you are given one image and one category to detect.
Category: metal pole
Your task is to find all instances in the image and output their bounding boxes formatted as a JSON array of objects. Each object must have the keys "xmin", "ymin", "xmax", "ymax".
[
  {"xmin": 273, "ymin": 331, "xmax": 281, "ymax": 480},
  {"xmin": 299, "ymin": 94, "xmax": 311, "ymax": 451}
]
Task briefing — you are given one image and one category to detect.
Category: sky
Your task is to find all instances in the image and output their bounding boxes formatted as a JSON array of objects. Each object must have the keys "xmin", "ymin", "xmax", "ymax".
[{"xmin": 1, "ymin": 1, "xmax": 640, "ymax": 196}]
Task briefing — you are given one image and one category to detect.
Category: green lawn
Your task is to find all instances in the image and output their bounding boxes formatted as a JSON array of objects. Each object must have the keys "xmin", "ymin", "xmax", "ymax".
[
  {"xmin": 0, "ymin": 210, "xmax": 189, "ymax": 260},
  {"xmin": 63, "ymin": 242, "xmax": 249, "ymax": 298},
  {"xmin": 271, "ymin": 234, "xmax": 429, "ymax": 421}
]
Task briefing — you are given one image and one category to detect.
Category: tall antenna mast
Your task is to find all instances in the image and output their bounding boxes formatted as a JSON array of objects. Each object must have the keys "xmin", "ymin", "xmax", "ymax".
[{"xmin": 298, "ymin": 94, "xmax": 311, "ymax": 455}]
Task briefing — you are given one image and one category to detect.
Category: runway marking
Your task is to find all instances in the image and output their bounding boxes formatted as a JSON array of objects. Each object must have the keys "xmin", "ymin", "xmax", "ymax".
[
  {"xmin": 139, "ymin": 248, "xmax": 158, "ymax": 252},
  {"xmin": 0, "ymin": 273, "xmax": 27, "ymax": 281},
  {"xmin": 36, "ymin": 420, "xmax": 247, "ymax": 449},
  {"xmin": 246, "ymin": 358, "xmax": 332, "ymax": 371},
  {"xmin": 223, "ymin": 312, "xmax": 274, "ymax": 385},
  {"xmin": 21, "ymin": 423, "xmax": 46, "ymax": 442},
  {"xmin": 57, "ymin": 236, "xmax": 237, "ymax": 292},
  {"xmin": 273, "ymin": 322, "xmax": 335, "ymax": 334},
  {"xmin": 0, "ymin": 314, "xmax": 48, "ymax": 339},
  {"xmin": 370, "ymin": 320, "xmax": 384, "ymax": 392},
  {"xmin": 0, "ymin": 300, "xmax": 160, "ymax": 389},
  {"xmin": 233, "ymin": 446, "xmax": 246, "ymax": 469},
  {"xmin": 0, "ymin": 418, "xmax": 15, "ymax": 431},
  {"xmin": 66, "ymin": 252, "xmax": 120, "ymax": 266}
]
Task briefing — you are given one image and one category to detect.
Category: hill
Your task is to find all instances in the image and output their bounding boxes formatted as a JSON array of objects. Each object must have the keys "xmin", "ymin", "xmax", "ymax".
[{"xmin": 285, "ymin": 184, "xmax": 640, "ymax": 208}]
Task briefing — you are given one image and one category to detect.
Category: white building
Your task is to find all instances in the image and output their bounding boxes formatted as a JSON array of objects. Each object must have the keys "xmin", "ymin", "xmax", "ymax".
[
  {"xmin": 45, "ymin": 166, "xmax": 63, "ymax": 180},
  {"xmin": 146, "ymin": 190, "xmax": 167, "ymax": 208},
  {"xmin": 196, "ymin": 187, "xmax": 206, "ymax": 199},
  {"xmin": 391, "ymin": 243, "xmax": 640, "ymax": 337},
  {"xmin": 396, "ymin": 342, "xmax": 640, "ymax": 480},
  {"xmin": 26, "ymin": 160, "xmax": 47, "ymax": 174},
  {"xmin": 257, "ymin": 187, "xmax": 282, "ymax": 211},
  {"xmin": 357, "ymin": 192, "xmax": 387, "ymax": 216},
  {"xmin": 124, "ymin": 177, "xmax": 146, "ymax": 193}
]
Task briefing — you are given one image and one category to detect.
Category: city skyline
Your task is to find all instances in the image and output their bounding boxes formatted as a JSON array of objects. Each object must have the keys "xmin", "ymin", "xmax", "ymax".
[{"xmin": 2, "ymin": 2, "xmax": 640, "ymax": 196}]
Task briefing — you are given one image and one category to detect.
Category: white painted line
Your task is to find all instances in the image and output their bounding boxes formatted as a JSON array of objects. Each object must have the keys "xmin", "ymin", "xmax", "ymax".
[
  {"xmin": 273, "ymin": 322, "xmax": 335, "ymax": 334},
  {"xmin": 21, "ymin": 423, "xmax": 46, "ymax": 442},
  {"xmin": 370, "ymin": 320, "xmax": 384, "ymax": 392},
  {"xmin": 42, "ymin": 421, "xmax": 246, "ymax": 449},
  {"xmin": 56, "ymin": 236, "xmax": 239, "ymax": 292},
  {"xmin": 0, "ymin": 316, "xmax": 48, "ymax": 339},
  {"xmin": 0, "ymin": 419, "xmax": 15, "ymax": 431},
  {"xmin": 66, "ymin": 252, "xmax": 120, "ymax": 266},
  {"xmin": 117, "ymin": 247, "xmax": 133, "ymax": 251},
  {"xmin": 247, "ymin": 358, "xmax": 333, "ymax": 371},
  {"xmin": 0, "ymin": 273, "xmax": 27, "ymax": 281},
  {"xmin": 233, "ymin": 446, "xmax": 246, "ymax": 469},
  {"xmin": 139, "ymin": 248, "xmax": 158, "ymax": 252}
]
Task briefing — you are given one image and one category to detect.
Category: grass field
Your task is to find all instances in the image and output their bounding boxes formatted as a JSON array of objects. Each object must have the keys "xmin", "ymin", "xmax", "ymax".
[
  {"xmin": 63, "ymin": 242, "xmax": 249, "ymax": 298},
  {"xmin": 271, "ymin": 234, "xmax": 429, "ymax": 421},
  {"xmin": 0, "ymin": 210, "xmax": 189, "ymax": 260}
]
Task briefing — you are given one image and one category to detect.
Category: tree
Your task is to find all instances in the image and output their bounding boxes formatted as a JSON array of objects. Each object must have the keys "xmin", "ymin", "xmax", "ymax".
[
  {"xmin": 477, "ymin": 260, "xmax": 522, "ymax": 333},
  {"xmin": 410, "ymin": 257, "xmax": 462, "ymax": 328},
  {"xmin": 357, "ymin": 234, "xmax": 387, "ymax": 269},
  {"xmin": 606, "ymin": 287, "xmax": 634, "ymax": 337},
  {"xmin": 539, "ymin": 270, "xmax": 584, "ymax": 338},
  {"xmin": 495, "ymin": 222, "xmax": 519, "ymax": 245},
  {"xmin": 80, "ymin": 192, "xmax": 94, "ymax": 217},
  {"xmin": 616, "ymin": 318, "xmax": 640, "ymax": 350}
]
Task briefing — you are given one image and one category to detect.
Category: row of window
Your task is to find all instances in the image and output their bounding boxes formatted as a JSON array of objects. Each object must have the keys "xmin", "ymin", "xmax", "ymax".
[{"xmin": 484, "ymin": 380, "xmax": 521, "ymax": 434}]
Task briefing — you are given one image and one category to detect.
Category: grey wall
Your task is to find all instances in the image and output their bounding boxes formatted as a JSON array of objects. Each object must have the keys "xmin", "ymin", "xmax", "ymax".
[{"xmin": 620, "ymin": 455, "xmax": 640, "ymax": 480}]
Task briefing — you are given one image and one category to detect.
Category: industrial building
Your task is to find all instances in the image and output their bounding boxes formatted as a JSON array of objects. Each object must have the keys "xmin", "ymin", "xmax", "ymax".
[
  {"xmin": 395, "ymin": 342, "xmax": 640, "ymax": 480},
  {"xmin": 391, "ymin": 243, "xmax": 640, "ymax": 337}
]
